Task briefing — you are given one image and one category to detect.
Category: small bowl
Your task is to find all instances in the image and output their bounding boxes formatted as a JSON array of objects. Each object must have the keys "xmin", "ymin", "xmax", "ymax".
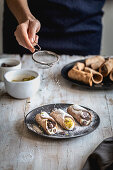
[
  {"xmin": 0, "ymin": 58, "xmax": 21, "ymax": 81},
  {"xmin": 4, "ymin": 69, "xmax": 40, "ymax": 99}
]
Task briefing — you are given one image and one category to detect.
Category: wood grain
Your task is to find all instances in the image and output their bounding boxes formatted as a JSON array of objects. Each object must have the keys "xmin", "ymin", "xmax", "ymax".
[{"xmin": 0, "ymin": 54, "xmax": 113, "ymax": 170}]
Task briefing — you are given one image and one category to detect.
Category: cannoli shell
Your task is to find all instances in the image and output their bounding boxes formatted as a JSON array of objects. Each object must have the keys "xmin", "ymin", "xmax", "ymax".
[
  {"xmin": 68, "ymin": 67, "xmax": 93, "ymax": 86},
  {"xmin": 67, "ymin": 105, "xmax": 91, "ymax": 126},
  {"xmin": 110, "ymin": 69, "xmax": 113, "ymax": 81},
  {"xmin": 99, "ymin": 58, "xmax": 113, "ymax": 77},
  {"xmin": 73, "ymin": 62, "xmax": 85, "ymax": 71},
  {"xmin": 91, "ymin": 59, "xmax": 105, "ymax": 70},
  {"xmin": 50, "ymin": 109, "xmax": 75, "ymax": 130},
  {"xmin": 84, "ymin": 67, "xmax": 103, "ymax": 84},
  {"xmin": 35, "ymin": 112, "xmax": 57, "ymax": 135},
  {"xmin": 85, "ymin": 55, "xmax": 105, "ymax": 67}
]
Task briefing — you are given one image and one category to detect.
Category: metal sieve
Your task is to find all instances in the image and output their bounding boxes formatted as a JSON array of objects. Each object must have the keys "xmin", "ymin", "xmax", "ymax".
[{"xmin": 32, "ymin": 44, "xmax": 60, "ymax": 69}]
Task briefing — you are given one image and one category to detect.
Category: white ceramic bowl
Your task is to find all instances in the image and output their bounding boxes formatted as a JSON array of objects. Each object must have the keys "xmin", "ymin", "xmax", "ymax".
[
  {"xmin": 0, "ymin": 58, "xmax": 21, "ymax": 81},
  {"xmin": 4, "ymin": 69, "xmax": 40, "ymax": 99}
]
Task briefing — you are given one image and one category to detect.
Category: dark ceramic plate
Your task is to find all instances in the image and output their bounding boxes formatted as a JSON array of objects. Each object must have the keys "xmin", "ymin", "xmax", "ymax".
[
  {"xmin": 61, "ymin": 59, "xmax": 113, "ymax": 90},
  {"xmin": 25, "ymin": 103, "xmax": 100, "ymax": 139}
]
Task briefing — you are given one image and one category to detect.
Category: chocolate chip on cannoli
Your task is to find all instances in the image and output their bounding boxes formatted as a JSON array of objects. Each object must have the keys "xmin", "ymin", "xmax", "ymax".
[
  {"xmin": 85, "ymin": 56, "xmax": 105, "ymax": 69},
  {"xmin": 50, "ymin": 109, "xmax": 75, "ymax": 130},
  {"xmin": 73, "ymin": 62, "xmax": 85, "ymax": 71},
  {"xmin": 68, "ymin": 67, "xmax": 93, "ymax": 86},
  {"xmin": 35, "ymin": 112, "xmax": 58, "ymax": 135},
  {"xmin": 99, "ymin": 58, "xmax": 113, "ymax": 77},
  {"xmin": 84, "ymin": 67, "xmax": 103, "ymax": 84},
  {"xmin": 67, "ymin": 105, "xmax": 92, "ymax": 126}
]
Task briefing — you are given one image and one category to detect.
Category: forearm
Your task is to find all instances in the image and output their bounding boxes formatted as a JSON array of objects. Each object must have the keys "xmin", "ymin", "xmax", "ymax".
[
  {"xmin": 6, "ymin": 0, "xmax": 35, "ymax": 24},
  {"xmin": 6, "ymin": 0, "xmax": 40, "ymax": 53}
]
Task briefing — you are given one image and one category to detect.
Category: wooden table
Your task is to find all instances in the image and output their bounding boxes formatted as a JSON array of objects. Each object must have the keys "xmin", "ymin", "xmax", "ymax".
[{"xmin": 0, "ymin": 54, "xmax": 113, "ymax": 170}]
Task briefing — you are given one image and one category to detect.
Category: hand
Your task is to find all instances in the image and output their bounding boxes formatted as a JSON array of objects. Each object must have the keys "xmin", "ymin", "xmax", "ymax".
[{"xmin": 14, "ymin": 17, "xmax": 41, "ymax": 53}]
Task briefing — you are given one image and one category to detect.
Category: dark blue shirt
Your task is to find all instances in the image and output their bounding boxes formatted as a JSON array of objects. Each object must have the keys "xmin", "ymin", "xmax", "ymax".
[{"xmin": 4, "ymin": 0, "xmax": 105, "ymax": 55}]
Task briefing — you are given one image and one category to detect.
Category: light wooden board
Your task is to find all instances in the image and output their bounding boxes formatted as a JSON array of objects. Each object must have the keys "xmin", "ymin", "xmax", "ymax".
[
  {"xmin": 0, "ymin": 54, "xmax": 26, "ymax": 170},
  {"xmin": 0, "ymin": 54, "xmax": 113, "ymax": 170}
]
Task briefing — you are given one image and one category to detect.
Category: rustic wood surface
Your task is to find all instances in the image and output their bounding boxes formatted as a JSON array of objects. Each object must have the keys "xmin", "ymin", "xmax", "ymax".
[{"xmin": 0, "ymin": 54, "xmax": 113, "ymax": 170}]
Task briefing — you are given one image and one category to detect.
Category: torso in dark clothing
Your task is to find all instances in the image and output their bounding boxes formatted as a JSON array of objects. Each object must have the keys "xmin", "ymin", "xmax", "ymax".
[{"xmin": 3, "ymin": 0, "xmax": 105, "ymax": 55}]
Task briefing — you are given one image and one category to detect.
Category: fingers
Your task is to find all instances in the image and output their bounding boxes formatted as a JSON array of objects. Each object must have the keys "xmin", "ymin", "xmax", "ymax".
[
  {"xmin": 14, "ymin": 20, "xmax": 35, "ymax": 53},
  {"xmin": 28, "ymin": 20, "xmax": 41, "ymax": 44},
  {"xmin": 14, "ymin": 19, "xmax": 40, "ymax": 53}
]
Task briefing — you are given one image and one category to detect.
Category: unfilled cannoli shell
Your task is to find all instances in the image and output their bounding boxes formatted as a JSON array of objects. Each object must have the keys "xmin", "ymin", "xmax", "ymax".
[
  {"xmin": 67, "ymin": 105, "xmax": 92, "ymax": 126},
  {"xmin": 84, "ymin": 67, "xmax": 103, "ymax": 84},
  {"xmin": 35, "ymin": 112, "xmax": 57, "ymax": 135},
  {"xmin": 73, "ymin": 62, "xmax": 85, "ymax": 71},
  {"xmin": 99, "ymin": 58, "xmax": 113, "ymax": 77},
  {"xmin": 68, "ymin": 67, "xmax": 93, "ymax": 86},
  {"xmin": 91, "ymin": 59, "xmax": 105, "ymax": 70},
  {"xmin": 50, "ymin": 109, "xmax": 75, "ymax": 130},
  {"xmin": 85, "ymin": 55, "xmax": 105, "ymax": 68},
  {"xmin": 110, "ymin": 69, "xmax": 113, "ymax": 81}
]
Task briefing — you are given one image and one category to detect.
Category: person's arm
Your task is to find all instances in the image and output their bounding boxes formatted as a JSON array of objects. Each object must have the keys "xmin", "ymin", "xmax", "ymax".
[{"xmin": 6, "ymin": 0, "xmax": 41, "ymax": 53}]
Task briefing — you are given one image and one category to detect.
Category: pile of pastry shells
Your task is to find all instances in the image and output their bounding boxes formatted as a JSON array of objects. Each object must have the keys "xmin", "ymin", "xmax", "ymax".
[{"xmin": 68, "ymin": 56, "xmax": 113, "ymax": 86}]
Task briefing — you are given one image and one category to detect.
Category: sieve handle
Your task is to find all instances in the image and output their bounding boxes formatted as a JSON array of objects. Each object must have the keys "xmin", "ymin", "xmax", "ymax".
[{"xmin": 34, "ymin": 42, "xmax": 41, "ymax": 51}]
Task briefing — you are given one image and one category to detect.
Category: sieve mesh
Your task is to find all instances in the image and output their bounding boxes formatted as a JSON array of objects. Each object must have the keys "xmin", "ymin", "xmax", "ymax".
[{"xmin": 32, "ymin": 50, "xmax": 60, "ymax": 68}]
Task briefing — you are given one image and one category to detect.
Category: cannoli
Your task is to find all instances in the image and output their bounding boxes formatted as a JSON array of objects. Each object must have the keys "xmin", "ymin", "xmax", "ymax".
[
  {"xmin": 73, "ymin": 62, "xmax": 85, "ymax": 71},
  {"xmin": 85, "ymin": 55, "xmax": 105, "ymax": 68},
  {"xmin": 67, "ymin": 105, "xmax": 91, "ymax": 126},
  {"xmin": 91, "ymin": 60, "xmax": 105, "ymax": 70},
  {"xmin": 50, "ymin": 109, "xmax": 75, "ymax": 130},
  {"xmin": 35, "ymin": 112, "xmax": 57, "ymax": 135},
  {"xmin": 84, "ymin": 67, "xmax": 103, "ymax": 84},
  {"xmin": 110, "ymin": 69, "xmax": 113, "ymax": 81},
  {"xmin": 99, "ymin": 58, "xmax": 113, "ymax": 77},
  {"xmin": 68, "ymin": 67, "xmax": 93, "ymax": 86}
]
